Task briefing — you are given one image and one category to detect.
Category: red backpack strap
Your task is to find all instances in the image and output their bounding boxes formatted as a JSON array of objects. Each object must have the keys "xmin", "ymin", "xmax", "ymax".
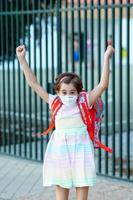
[
  {"xmin": 95, "ymin": 140, "xmax": 112, "ymax": 153},
  {"xmin": 77, "ymin": 92, "xmax": 112, "ymax": 153},
  {"xmin": 33, "ymin": 96, "xmax": 62, "ymax": 137},
  {"xmin": 94, "ymin": 97, "xmax": 104, "ymax": 119},
  {"xmin": 77, "ymin": 91, "xmax": 94, "ymax": 140}
]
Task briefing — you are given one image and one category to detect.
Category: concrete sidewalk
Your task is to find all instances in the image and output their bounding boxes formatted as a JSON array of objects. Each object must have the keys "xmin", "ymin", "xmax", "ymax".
[{"xmin": 0, "ymin": 154, "xmax": 133, "ymax": 200}]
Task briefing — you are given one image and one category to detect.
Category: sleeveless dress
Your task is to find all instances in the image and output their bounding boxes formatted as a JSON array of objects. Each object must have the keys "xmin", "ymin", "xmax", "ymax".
[{"xmin": 42, "ymin": 93, "xmax": 96, "ymax": 189}]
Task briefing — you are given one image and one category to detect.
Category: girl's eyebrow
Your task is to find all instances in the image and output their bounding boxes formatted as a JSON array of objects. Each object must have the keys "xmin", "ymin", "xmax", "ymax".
[
  {"xmin": 70, "ymin": 89, "xmax": 76, "ymax": 92},
  {"xmin": 61, "ymin": 89, "xmax": 67, "ymax": 92},
  {"xmin": 61, "ymin": 89, "xmax": 76, "ymax": 92}
]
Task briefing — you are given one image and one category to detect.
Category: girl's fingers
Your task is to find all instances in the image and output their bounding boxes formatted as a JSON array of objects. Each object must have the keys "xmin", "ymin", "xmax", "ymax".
[
  {"xmin": 16, "ymin": 45, "xmax": 25, "ymax": 52},
  {"xmin": 104, "ymin": 46, "xmax": 115, "ymax": 58},
  {"xmin": 16, "ymin": 46, "xmax": 25, "ymax": 54},
  {"xmin": 18, "ymin": 47, "xmax": 22, "ymax": 52},
  {"xmin": 108, "ymin": 46, "xmax": 115, "ymax": 54}
]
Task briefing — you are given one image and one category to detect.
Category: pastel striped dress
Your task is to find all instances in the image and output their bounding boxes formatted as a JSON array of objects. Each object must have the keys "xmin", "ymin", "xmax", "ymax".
[{"xmin": 42, "ymin": 93, "xmax": 96, "ymax": 189}]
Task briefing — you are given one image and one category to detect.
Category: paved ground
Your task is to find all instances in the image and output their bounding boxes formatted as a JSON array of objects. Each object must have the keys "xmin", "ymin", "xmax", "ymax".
[{"xmin": 0, "ymin": 154, "xmax": 133, "ymax": 200}]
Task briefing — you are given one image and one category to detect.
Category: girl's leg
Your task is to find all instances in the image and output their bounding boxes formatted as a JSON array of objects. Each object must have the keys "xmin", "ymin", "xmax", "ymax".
[
  {"xmin": 55, "ymin": 185, "xmax": 70, "ymax": 200},
  {"xmin": 76, "ymin": 186, "xmax": 89, "ymax": 200}
]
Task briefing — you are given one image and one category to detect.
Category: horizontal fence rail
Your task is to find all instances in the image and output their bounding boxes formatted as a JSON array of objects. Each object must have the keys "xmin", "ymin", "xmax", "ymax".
[{"xmin": 0, "ymin": 0, "xmax": 133, "ymax": 182}]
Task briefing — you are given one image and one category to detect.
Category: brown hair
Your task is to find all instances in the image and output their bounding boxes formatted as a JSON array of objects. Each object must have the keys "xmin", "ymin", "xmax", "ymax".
[{"xmin": 54, "ymin": 72, "xmax": 83, "ymax": 93}]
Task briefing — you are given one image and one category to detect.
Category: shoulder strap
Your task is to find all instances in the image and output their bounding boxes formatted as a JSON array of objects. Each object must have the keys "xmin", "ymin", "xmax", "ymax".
[
  {"xmin": 77, "ymin": 91, "xmax": 94, "ymax": 140},
  {"xmin": 77, "ymin": 91, "xmax": 112, "ymax": 153},
  {"xmin": 94, "ymin": 97, "xmax": 104, "ymax": 118},
  {"xmin": 41, "ymin": 96, "xmax": 62, "ymax": 136}
]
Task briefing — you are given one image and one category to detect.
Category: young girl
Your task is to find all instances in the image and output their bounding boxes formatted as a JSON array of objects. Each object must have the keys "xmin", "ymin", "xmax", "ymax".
[{"xmin": 16, "ymin": 45, "xmax": 114, "ymax": 200}]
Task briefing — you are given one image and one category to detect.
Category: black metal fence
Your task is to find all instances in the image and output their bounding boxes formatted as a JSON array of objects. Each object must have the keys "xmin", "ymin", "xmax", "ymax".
[{"xmin": 0, "ymin": 0, "xmax": 133, "ymax": 182}]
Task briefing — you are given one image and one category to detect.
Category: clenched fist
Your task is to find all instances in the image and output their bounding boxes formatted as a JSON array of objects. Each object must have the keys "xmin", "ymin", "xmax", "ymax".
[
  {"xmin": 16, "ymin": 45, "xmax": 26, "ymax": 61},
  {"xmin": 104, "ymin": 45, "xmax": 115, "ymax": 58}
]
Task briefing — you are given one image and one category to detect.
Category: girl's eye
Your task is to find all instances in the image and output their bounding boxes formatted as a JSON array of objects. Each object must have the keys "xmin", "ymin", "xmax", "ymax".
[
  {"xmin": 62, "ymin": 92, "xmax": 67, "ymax": 95},
  {"xmin": 70, "ymin": 92, "xmax": 75, "ymax": 95}
]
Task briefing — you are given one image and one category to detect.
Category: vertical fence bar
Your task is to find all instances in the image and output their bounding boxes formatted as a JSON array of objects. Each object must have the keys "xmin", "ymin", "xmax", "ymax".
[
  {"xmin": 97, "ymin": 0, "xmax": 102, "ymax": 173},
  {"xmin": 38, "ymin": 0, "xmax": 43, "ymax": 161},
  {"xmin": 90, "ymin": 0, "xmax": 94, "ymax": 90},
  {"xmin": 84, "ymin": 0, "xmax": 88, "ymax": 90},
  {"xmin": 126, "ymin": 0, "xmax": 130, "ymax": 179},
  {"xmin": 50, "ymin": 0, "xmax": 55, "ymax": 81},
  {"xmin": 112, "ymin": 0, "xmax": 116, "ymax": 176},
  {"xmin": 44, "ymin": 0, "xmax": 49, "ymax": 144},
  {"xmin": 70, "ymin": 1, "xmax": 74, "ymax": 72},
  {"xmin": 27, "ymin": 0, "xmax": 32, "ymax": 159},
  {"xmin": 21, "ymin": 0, "xmax": 27, "ymax": 158},
  {"xmin": 119, "ymin": 0, "xmax": 123, "ymax": 178},
  {"xmin": 104, "ymin": 0, "xmax": 109, "ymax": 175},
  {"xmin": 0, "ymin": 0, "xmax": 2, "ymax": 152},
  {"xmin": 77, "ymin": 0, "xmax": 82, "ymax": 76},
  {"xmin": 11, "ymin": 0, "xmax": 16, "ymax": 155},
  {"xmin": 32, "ymin": 0, "xmax": 38, "ymax": 160},
  {"xmin": 64, "ymin": 1, "xmax": 68, "ymax": 72},
  {"xmin": 57, "ymin": 0, "xmax": 62, "ymax": 74},
  {"xmin": 16, "ymin": 0, "xmax": 22, "ymax": 157},
  {"xmin": 1, "ymin": 0, "xmax": 6, "ymax": 152},
  {"xmin": 5, "ymin": 0, "xmax": 11, "ymax": 154}
]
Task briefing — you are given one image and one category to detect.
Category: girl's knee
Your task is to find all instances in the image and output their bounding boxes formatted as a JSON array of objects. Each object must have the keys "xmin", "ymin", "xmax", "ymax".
[{"xmin": 76, "ymin": 186, "xmax": 89, "ymax": 200}]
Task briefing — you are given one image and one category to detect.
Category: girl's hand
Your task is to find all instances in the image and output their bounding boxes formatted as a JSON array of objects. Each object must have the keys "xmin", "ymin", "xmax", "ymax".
[
  {"xmin": 16, "ymin": 45, "xmax": 26, "ymax": 61},
  {"xmin": 104, "ymin": 45, "xmax": 115, "ymax": 58}
]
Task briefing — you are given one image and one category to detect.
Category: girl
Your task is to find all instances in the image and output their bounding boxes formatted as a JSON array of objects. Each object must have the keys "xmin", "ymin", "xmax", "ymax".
[{"xmin": 16, "ymin": 44, "xmax": 114, "ymax": 200}]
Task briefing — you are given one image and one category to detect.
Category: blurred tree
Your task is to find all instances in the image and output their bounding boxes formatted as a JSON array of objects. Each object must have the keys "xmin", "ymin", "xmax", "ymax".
[{"xmin": 0, "ymin": 0, "xmax": 56, "ymax": 59}]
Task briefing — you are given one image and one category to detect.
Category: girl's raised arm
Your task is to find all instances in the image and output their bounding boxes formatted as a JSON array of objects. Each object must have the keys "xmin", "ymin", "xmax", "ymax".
[
  {"xmin": 88, "ymin": 45, "xmax": 115, "ymax": 106},
  {"xmin": 16, "ymin": 45, "xmax": 49, "ymax": 103}
]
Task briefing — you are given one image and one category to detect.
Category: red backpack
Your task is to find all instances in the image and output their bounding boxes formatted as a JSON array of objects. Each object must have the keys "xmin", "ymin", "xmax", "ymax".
[{"xmin": 38, "ymin": 91, "xmax": 112, "ymax": 153}]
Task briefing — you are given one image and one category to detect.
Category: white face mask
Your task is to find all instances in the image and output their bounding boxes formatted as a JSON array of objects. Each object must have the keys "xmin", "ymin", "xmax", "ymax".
[{"xmin": 60, "ymin": 95, "xmax": 78, "ymax": 106}]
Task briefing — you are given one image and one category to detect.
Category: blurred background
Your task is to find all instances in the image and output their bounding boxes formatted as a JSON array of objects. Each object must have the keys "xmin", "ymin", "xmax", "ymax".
[{"xmin": 0, "ymin": 0, "xmax": 133, "ymax": 183}]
